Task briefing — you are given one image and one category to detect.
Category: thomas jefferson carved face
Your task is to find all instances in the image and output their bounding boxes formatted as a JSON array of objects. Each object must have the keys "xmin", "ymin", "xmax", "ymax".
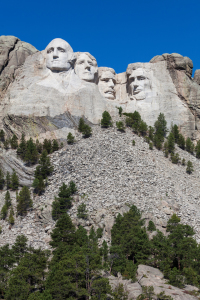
[
  {"xmin": 75, "ymin": 53, "xmax": 98, "ymax": 82},
  {"xmin": 46, "ymin": 38, "xmax": 73, "ymax": 72},
  {"xmin": 129, "ymin": 68, "xmax": 151, "ymax": 100},
  {"xmin": 98, "ymin": 69, "xmax": 116, "ymax": 100}
]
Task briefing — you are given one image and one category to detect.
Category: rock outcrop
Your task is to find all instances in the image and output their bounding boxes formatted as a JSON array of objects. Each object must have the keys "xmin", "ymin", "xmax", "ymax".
[{"xmin": 0, "ymin": 36, "xmax": 38, "ymax": 99}]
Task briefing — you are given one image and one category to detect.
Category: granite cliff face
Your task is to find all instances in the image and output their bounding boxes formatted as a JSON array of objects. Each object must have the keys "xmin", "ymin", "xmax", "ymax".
[{"xmin": 0, "ymin": 36, "xmax": 200, "ymax": 142}]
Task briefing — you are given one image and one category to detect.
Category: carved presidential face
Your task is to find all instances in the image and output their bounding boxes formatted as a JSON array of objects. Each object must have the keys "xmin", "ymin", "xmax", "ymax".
[
  {"xmin": 98, "ymin": 70, "xmax": 116, "ymax": 100},
  {"xmin": 129, "ymin": 68, "xmax": 151, "ymax": 99},
  {"xmin": 46, "ymin": 38, "xmax": 73, "ymax": 72},
  {"xmin": 75, "ymin": 53, "xmax": 97, "ymax": 82}
]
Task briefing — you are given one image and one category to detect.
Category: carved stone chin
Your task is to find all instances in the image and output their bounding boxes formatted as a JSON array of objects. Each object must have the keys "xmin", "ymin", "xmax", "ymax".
[
  {"xmin": 75, "ymin": 52, "xmax": 98, "ymax": 83},
  {"xmin": 98, "ymin": 67, "xmax": 116, "ymax": 100},
  {"xmin": 46, "ymin": 38, "xmax": 74, "ymax": 73}
]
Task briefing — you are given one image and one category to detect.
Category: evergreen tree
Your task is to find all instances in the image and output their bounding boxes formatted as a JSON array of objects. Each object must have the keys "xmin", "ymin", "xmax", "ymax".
[
  {"xmin": 116, "ymin": 106, "xmax": 123, "ymax": 117},
  {"xmin": 34, "ymin": 150, "xmax": 53, "ymax": 180},
  {"xmin": 3, "ymin": 139, "xmax": 9, "ymax": 150},
  {"xmin": 43, "ymin": 139, "xmax": 52, "ymax": 154},
  {"xmin": 11, "ymin": 170, "xmax": 19, "ymax": 190},
  {"xmin": 139, "ymin": 121, "xmax": 148, "ymax": 136},
  {"xmin": 67, "ymin": 132, "xmax": 75, "ymax": 144},
  {"xmin": 149, "ymin": 142, "xmax": 153, "ymax": 150},
  {"xmin": 5, "ymin": 191, "xmax": 11, "ymax": 208},
  {"xmin": 148, "ymin": 126, "xmax": 154, "ymax": 141},
  {"xmin": 178, "ymin": 134, "xmax": 185, "ymax": 150},
  {"xmin": 52, "ymin": 139, "xmax": 59, "ymax": 152},
  {"xmin": 181, "ymin": 158, "xmax": 186, "ymax": 166},
  {"xmin": 186, "ymin": 137, "xmax": 194, "ymax": 154},
  {"xmin": 167, "ymin": 132, "xmax": 175, "ymax": 153},
  {"xmin": 36, "ymin": 139, "xmax": 43, "ymax": 153},
  {"xmin": 25, "ymin": 138, "xmax": 38, "ymax": 166},
  {"xmin": 17, "ymin": 133, "xmax": 27, "ymax": 159},
  {"xmin": 132, "ymin": 140, "xmax": 135, "ymax": 146},
  {"xmin": 195, "ymin": 140, "xmax": 200, "ymax": 158},
  {"xmin": 32, "ymin": 176, "xmax": 45, "ymax": 195},
  {"xmin": 0, "ymin": 168, "xmax": 4, "ymax": 190},
  {"xmin": 17, "ymin": 186, "xmax": 33, "ymax": 216},
  {"xmin": 8, "ymin": 206, "xmax": 15, "ymax": 225},
  {"xmin": 186, "ymin": 160, "xmax": 194, "ymax": 174},
  {"xmin": 52, "ymin": 182, "xmax": 76, "ymax": 220},
  {"xmin": 82, "ymin": 124, "xmax": 92, "ymax": 137},
  {"xmin": 1, "ymin": 204, "xmax": 8, "ymax": 220},
  {"xmin": 10, "ymin": 134, "xmax": 18, "ymax": 149},
  {"xmin": 77, "ymin": 203, "xmax": 88, "ymax": 219},
  {"xmin": 112, "ymin": 283, "xmax": 129, "ymax": 300},
  {"xmin": 0, "ymin": 129, "xmax": 5, "ymax": 142},
  {"xmin": 154, "ymin": 113, "xmax": 167, "ymax": 138},
  {"xmin": 6, "ymin": 171, "xmax": 11, "ymax": 190},
  {"xmin": 101, "ymin": 111, "xmax": 112, "ymax": 127},
  {"xmin": 78, "ymin": 117, "xmax": 85, "ymax": 132},
  {"xmin": 171, "ymin": 124, "xmax": 179, "ymax": 143},
  {"xmin": 116, "ymin": 121, "xmax": 125, "ymax": 132},
  {"xmin": 147, "ymin": 220, "xmax": 156, "ymax": 232}
]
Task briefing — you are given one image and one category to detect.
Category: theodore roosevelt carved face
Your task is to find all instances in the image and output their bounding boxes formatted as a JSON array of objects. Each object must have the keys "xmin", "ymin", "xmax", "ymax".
[
  {"xmin": 98, "ymin": 67, "xmax": 116, "ymax": 100},
  {"xmin": 75, "ymin": 52, "xmax": 98, "ymax": 83},
  {"xmin": 46, "ymin": 38, "xmax": 74, "ymax": 72},
  {"xmin": 128, "ymin": 68, "xmax": 152, "ymax": 100}
]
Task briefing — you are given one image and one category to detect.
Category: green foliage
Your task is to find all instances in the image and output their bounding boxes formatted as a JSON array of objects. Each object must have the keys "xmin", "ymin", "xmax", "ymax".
[
  {"xmin": 8, "ymin": 206, "xmax": 15, "ymax": 225},
  {"xmin": 116, "ymin": 106, "xmax": 123, "ymax": 117},
  {"xmin": 77, "ymin": 203, "xmax": 88, "ymax": 219},
  {"xmin": 149, "ymin": 142, "xmax": 153, "ymax": 150},
  {"xmin": 139, "ymin": 120, "xmax": 148, "ymax": 136},
  {"xmin": 1, "ymin": 204, "xmax": 8, "ymax": 220},
  {"xmin": 6, "ymin": 171, "xmax": 11, "ymax": 190},
  {"xmin": 25, "ymin": 138, "xmax": 39, "ymax": 166},
  {"xmin": 3, "ymin": 139, "xmax": 9, "ymax": 150},
  {"xmin": 34, "ymin": 150, "xmax": 53, "ymax": 180},
  {"xmin": 181, "ymin": 158, "xmax": 186, "ymax": 166},
  {"xmin": 101, "ymin": 111, "xmax": 112, "ymax": 127},
  {"xmin": 78, "ymin": 117, "xmax": 85, "ymax": 132},
  {"xmin": 186, "ymin": 160, "xmax": 194, "ymax": 174},
  {"xmin": 0, "ymin": 129, "xmax": 5, "ymax": 142},
  {"xmin": 83, "ymin": 124, "xmax": 92, "ymax": 137},
  {"xmin": 0, "ymin": 226, "xmax": 2, "ymax": 234},
  {"xmin": 10, "ymin": 134, "xmax": 18, "ymax": 149},
  {"xmin": 167, "ymin": 132, "xmax": 175, "ymax": 153},
  {"xmin": 171, "ymin": 153, "xmax": 180, "ymax": 164},
  {"xmin": 148, "ymin": 126, "xmax": 154, "ymax": 141},
  {"xmin": 5, "ymin": 191, "xmax": 11, "ymax": 208},
  {"xmin": 177, "ymin": 133, "xmax": 185, "ymax": 150},
  {"xmin": 147, "ymin": 220, "xmax": 156, "ymax": 232},
  {"xmin": 67, "ymin": 132, "xmax": 75, "ymax": 144},
  {"xmin": 17, "ymin": 186, "xmax": 33, "ymax": 216},
  {"xmin": 96, "ymin": 227, "xmax": 103, "ymax": 238},
  {"xmin": 132, "ymin": 140, "xmax": 135, "ymax": 146},
  {"xmin": 11, "ymin": 170, "xmax": 19, "ymax": 190},
  {"xmin": 156, "ymin": 291, "xmax": 173, "ymax": 299},
  {"xmin": 43, "ymin": 139, "xmax": 52, "ymax": 154},
  {"xmin": 112, "ymin": 283, "xmax": 128, "ymax": 300},
  {"xmin": 0, "ymin": 168, "xmax": 4, "ymax": 190},
  {"xmin": 171, "ymin": 124, "xmax": 179, "ymax": 143},
  {"xmin": 154, "ymin": 113, "xmax": 167, "ymax": 138},
  {"xmin": 36, "ymin": 139, "xmax": 43, "ymax": 153},
  {"xmin": 116, "ymin": 121, "xmax": 125, "ymax": 131},
  {"xmin": 52, "ymin": 139, "xmax": 59, "ymax": 152},
  {"xmin": 137, "ymin": 286, "xmax": 155, "ymax": 300},
  {"xmin": 186, "ymin": 137, "xmax": 194, "ymax": 154},
  {"xmin": 32, "ymin": 176, "xmax": 45, "ymax": 195},
  {"xmin": 17, "ymin": 133, "xmax": 27, "ymax": 159},
  {"xmin": 52, "ymin": 181, "xmax": 77, "ymax": 220},
  {"xmin": 195, "ymin": 140, "xmax": 200, "ymax": 158}
]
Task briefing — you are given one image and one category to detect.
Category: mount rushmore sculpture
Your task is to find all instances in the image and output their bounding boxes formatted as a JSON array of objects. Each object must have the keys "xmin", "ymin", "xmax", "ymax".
[{"xmin": 1, "ymin": 35, "xmax": 200, "ymax": 141}]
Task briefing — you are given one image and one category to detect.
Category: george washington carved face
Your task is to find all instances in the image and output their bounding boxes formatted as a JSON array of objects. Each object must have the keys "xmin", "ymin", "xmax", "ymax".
[{"xmin": 46, "ymin": 38, "xmax": 74, "ymax": 72}]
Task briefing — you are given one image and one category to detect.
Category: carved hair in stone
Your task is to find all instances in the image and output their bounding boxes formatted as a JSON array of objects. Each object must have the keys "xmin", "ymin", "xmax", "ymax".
[
  {"xmin": 98, "ymin": 67, "xmax": 116, "ymax": 100},
  {"xmin": 75, "ymin": 52, "xmax": 98, "ymax": 83},
  {"xmin": 126, "ymin": 64, "xmax": 152, "ymax": 100},
  {"xmin": 46, "ymin": 38, "xmax": 75, "ymax": 72}
]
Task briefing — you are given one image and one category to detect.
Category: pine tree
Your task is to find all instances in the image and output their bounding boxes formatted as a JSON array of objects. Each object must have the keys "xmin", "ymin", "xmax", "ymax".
[
  {"xmin": 52, "ymin": 139, "xmax": 59, "ymax": 152},
  {"xmin": 1, "ymin": 204, "xmax": 8, "ymax": 220},
  {"xmin": 0, "ymin": 129, "xmax": 5, "ymax": 142},
  {"xmin": 17, "ymin": 186, "xmax": 33, "ymax": 216},
  {"xmin": 186, "ymin": 160, "xmax": 194, "ymax": 174},
  {"xmin": 82, "ymin": 124, "xmax": 92, "ymax": 137},
  {"xmin": 11, "ymin": 170, "xmax": 19, "ymax": 190},
  {"xmin": 8, "ymin": 206, "xmax": 15, "ymax": 225},
  {"xmin": 148, "ymin": 126, "xmax": 154, "ymax": 141},
  {"xmin": 0, "ymin": 168, "xmax": 4, "ymax": 190},
  {"xmin": 5, "ymin": 191, "xmax": 11, "ymax": 208},
  {"xmin": 195, "ymin": 140, "xmax": 200, "ymax": 158},
  {"xmin": 116, "ymin": 121, "xmax": 125, "ymax": 132},
  {"xmin": 10, "ymin": 134, "xmax": 18, "ymax": 149},
  {"xmin": 32, "ymin": 176, "xmax": 45, "ymax": 195},
  {"xmin": 171, "ymin": 124, "xmax": 179, "ymax": 143},
  {"xmin": 147, "ymin": 220, "xmax": 156, "ymax": 232},
  {"xmin": 6, "ymin": 171, "xmax": 11, "ymax": 190},
  {"xmin": 116, "ymin": 106, "xmax": 123, "ymax": 117},
  {"xmin": 3, "ymin": 139, "xmax": 9, "ymax": 150},
  {"xmin": 178, "ymin": 134, "xmax": 185, "ymax": 150},
  {"xmin": 154, "ymin": 113, "xmax": 167, "ymax": 137},
  {"xmin": 67, "ymin": 132, "xmax": 75, "ymax": 144},
  {"xmin": 101, "ymin": 111, "xmax": 112, "ymax": 127},
  {"xmin": 78, "ymin": 117, "xmax": 85, "ymax": 132},
  {"xmin": 181, "ymin": 158, "xmax": 186, "ymax": 166},
  {"xmin": 167, "ymin": 132, "xmax": 175, "ymax": 153},
  {"xmin": 36, "ymin": 139, "xmax": 43, "ymax": 153},
  {"xmin": 43, "ymin": 139, "xmax": 52, "ymax": 154},
  {"xmin": 77, "ymin": 203, "xmax": 88, "ymax": 219},
  {"xmin": 186, "ymin": 137, "xmax": 194, "ymax": 154},
  {"xmin": 34, "ymin": 150, "xmax": 53, "ymax": 180},
  {"xmin": 139, "ymin": 120, "xmax": 148, "ymax": 136},
  {"xmin": 25, "ymin": 138, "xmax": 38, "ymax": 165},
  {"xmin": 17, "ymin": 133, "xmax": 27, "ymax": 159}
]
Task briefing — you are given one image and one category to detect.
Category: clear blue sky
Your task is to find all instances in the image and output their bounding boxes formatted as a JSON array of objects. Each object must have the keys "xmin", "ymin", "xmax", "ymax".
[{"xmin": 1, "ymin": 0, "xmax": 200, "ymax": 75}]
